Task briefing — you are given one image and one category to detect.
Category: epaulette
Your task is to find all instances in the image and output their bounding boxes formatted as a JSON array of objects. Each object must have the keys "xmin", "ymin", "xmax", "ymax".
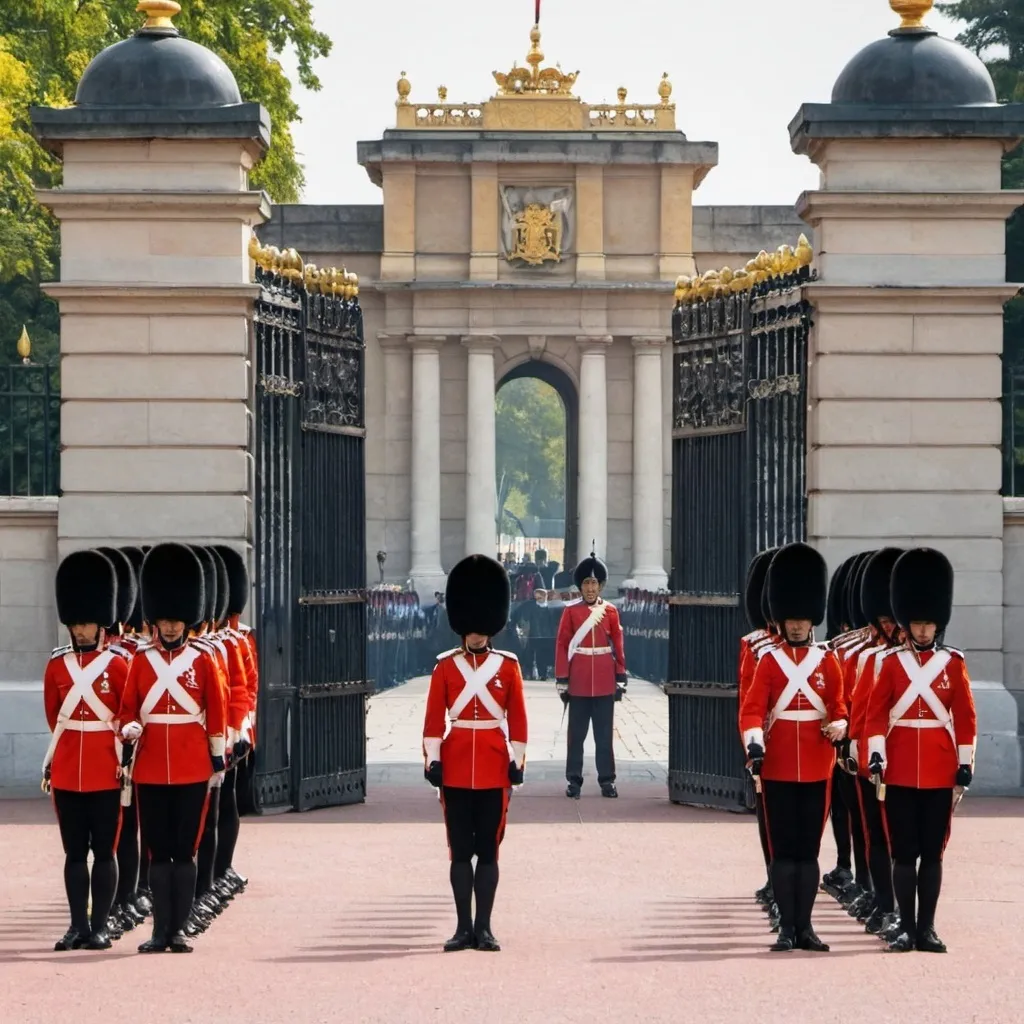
[
  {"xmin": 741, "ymin": 628, "xmax": 769, "ymax": 645},
  {"xmin": 939, "ymin": 645, "xmax": 965, "ymax": 661},
  {"xmin": 108, "ymin": 643, "xmax": 132, "ymax": 661},
  {"xmin": 436, "ymin": 647, "xmax": 461, "ymax": 662},
  {"xmin": 49, "ymin": 644, "xmax": 72, "ymax": 660},
  {"xmin": 755, "ymin": 642, "xmax": 778, "ymax": 661},
  {"xmin": 876, "ymin": 645, "xmax": 907, "ymax": 664},
  {"xmin": 491, "ymin": 648, "xmax": 519, "ymax": 662}
]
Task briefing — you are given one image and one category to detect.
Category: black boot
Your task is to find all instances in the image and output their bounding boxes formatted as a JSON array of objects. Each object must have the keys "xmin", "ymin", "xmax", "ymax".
[
  {"xmin": 56, "ymin": 860, "xmax": 91, "ymax": 950},
  {"xmin": 138, "ymin": 862, "xmax": 172, "ymax": 953},
  {"xmin": 770, "ymin": 859, "xmax": 798, "ymax": 941},
  {"xmin": 891, "ymin": 863, "xmax": 917, "ymax": 947},
  {"xmin": 600, "ymin": 782, "xmax": 618, "ymax": 798},
  {"xmin": 916, "ymin": 862, "xmax": 946, "ymax": 952},
  {"xmin": 168, "ymin": 861, "xmax": 197, "ymax": 952},
  {"xmin": 86, "ymin": 858, "xmax": 118, "ymax": 949},
  {"xmin": 794, "ymin": 861, "xmax": 828, "ymax": 951},
  {"xmin": 566, "ymin": 781, "xmax": 581, "ymax": 799},
  {"xmin": 770, "ymin": 925, "xmax": 796, "ymax": 952},
  {"xmin": 473, "ymin": 862, "xmax": 500, "ymax": 952},
  {"xmin": 443, "ymin": 862, "xmax": 475, "ymax": 952}
]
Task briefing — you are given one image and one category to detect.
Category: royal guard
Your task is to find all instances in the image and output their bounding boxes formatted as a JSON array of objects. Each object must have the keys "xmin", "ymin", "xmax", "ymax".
[
  {"xmin": 740, "ymin": 543, "xmax": 848, "ymax": 953},
  {"xmin": 117, "ymin": 543, "xmax": 228, "ymax": 954},
  {"xmin": 44, "ymin": 549, "xmax": 129, "ymax": 951},
  {"xmin": 865, "ymin": 548, "xmax": 977, "ymax": 954},
  {"xmin": 422, "ymin": 555, "xmax": 528, "ymax": 953},
  {"xmin": 844, "ymin": 547, "xmax": 904, "ymax": 940},
  {"xmin": 554, "ymin": 550, "xmax": 627, "ymax": 799}
]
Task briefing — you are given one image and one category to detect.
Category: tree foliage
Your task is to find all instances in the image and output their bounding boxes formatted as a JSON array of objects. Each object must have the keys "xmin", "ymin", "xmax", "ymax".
[{"xmin": 495, "ymin": 378, "xmax": 566, "ymax": 527}]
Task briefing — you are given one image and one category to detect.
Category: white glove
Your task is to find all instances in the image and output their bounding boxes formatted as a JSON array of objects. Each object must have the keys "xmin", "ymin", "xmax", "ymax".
[
  {"xmin": 227, "ymin": 728, "xmax": 240, "ymax": 748},
  {"xmin": 121, "ymin": 721, "xmax": 143, "ymax": 742}
]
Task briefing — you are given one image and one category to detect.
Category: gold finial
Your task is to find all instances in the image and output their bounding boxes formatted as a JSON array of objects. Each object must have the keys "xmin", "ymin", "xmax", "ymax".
[
  {"xmin": 493, "ymin": 24, "xmax": 578, "ymax": 96},
  {"xmin": 795, "ymin": 233, "xmax": 814, "ymax": 267},
  {"xmin": 658, "ymin": 72, "xmax": 672, "ymax": 105},
  {"xmin": 16, "ymin": 325, "xmax": 31, "ymax": 363},
  {"xmin": 889, "ymin": 0, "xmax": 933, "ymax": 30},
  {"xmin": 437, "ymin": 85, "xmax": 448, "ymax": 102},
  {"xmin": 397, "ymin": 71, "xmax": 411, "ymax": 104},
  {"xmin": 136, "ymin": 1, "xmax": 181, "ymax": 31},
  {"xmin": 616, "ymin": 87, "xmax": 627, "ymax": 105},
  {"xmin": 526, "ymin": 24, "xmax": 544, "ymax": 71}
]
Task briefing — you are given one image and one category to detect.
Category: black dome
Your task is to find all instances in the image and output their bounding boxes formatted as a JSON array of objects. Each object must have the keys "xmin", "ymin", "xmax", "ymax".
[
  {"xmin": 75, "ymin": 31, "xmax": 242, "ymax": 109},
  {"xmin": 832, "ymin": 29, "xmax": 997, "ymax": 107}
]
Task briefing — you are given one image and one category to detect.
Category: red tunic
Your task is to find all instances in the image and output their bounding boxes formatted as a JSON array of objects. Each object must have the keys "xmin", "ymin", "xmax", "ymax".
[
  {"xmin": 845, "ymin": 640, "xmax": 889, "ymax": 776},
  {"xmin": 43, "ymin": 647, "xmax": 129, "ymax": 793},
  {"xmin": 737, "ymin": 630, "xmax": 777, "ymax": 738},
  {"xmin": 865, "ymin": 646, "xmax": 977, "ymax": 790},
  {"xmin": 554, "ymin": 599, "xmax": 626, "ymax": 697},
  {"xmin": 423, "ymin": 648, "xmax": 528, "ymax": 790},
  {"xmin": 739, "ymin": 642, "xmax": 848, "ymax": 783},
  {"xmin": 118, "ymin": 641, "xmax": 228, "ymax": 786}
]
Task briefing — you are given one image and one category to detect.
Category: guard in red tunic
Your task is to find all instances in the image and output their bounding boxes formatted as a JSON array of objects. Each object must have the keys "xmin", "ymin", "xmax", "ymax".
[
  {"xmin": 118, "ymin": 543, "xmax": 228, "ymax": 954},
  {"xmin": 44, "ymin": 549, "xmax": 129, "ymax": 951},
  {"xmin": 554, "ymin": 551, "xmax": 627, "ymax": 799},
  {"xmin": 740, "ymin": 543, "xmax": 848, "ymax": 952},
  {"xmin": 422, "ymin": 555, "xmax": 528, "ymax": 953},
  {"xmin": 865, "ymin": 548, "xmax": 977, "ymax": 954}
]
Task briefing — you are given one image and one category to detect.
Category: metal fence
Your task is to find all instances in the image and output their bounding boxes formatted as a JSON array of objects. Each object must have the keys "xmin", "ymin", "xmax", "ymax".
[
  {"xmin": 0, "ymin": 361, "xmax": 60, "ymax": 496},
  {"xmin": 1004, "ymin": 356, "xmax": 1024, "ymax": 496}
]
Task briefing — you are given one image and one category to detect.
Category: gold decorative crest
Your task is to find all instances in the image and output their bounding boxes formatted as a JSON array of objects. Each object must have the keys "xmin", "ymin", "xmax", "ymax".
[{"xmin": 508, "ymin": 203, "xmax": 563, "ymax": 266}]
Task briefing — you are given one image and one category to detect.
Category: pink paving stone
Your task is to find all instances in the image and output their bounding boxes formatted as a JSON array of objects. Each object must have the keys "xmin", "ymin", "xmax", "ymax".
[{"xmin": 1, "ymin": 784, "xmax": 1022, "ymax": 1024}]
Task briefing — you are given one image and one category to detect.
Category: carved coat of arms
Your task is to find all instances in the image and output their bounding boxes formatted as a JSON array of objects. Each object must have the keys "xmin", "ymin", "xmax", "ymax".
[{"xmin": 500, "ymin": 186, "xmax": 573, "ymax": 268}]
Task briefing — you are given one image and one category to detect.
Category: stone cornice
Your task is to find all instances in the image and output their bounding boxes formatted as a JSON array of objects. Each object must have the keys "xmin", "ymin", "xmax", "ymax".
[
  {"xmin": 0, "ymin": 496, "xmax": 59, "ymax": 524},
  {"xmin": 36, "ymin": 190, "xmax": 271, "ymax": 222},
  {"xmin": 797, "ymin": 190, "xmax": 1024, "ymax": 223},
  {"xmin": 369, "ymin": 280, "xmax": 675, "ymax": 293},
  {"xmin": 803, "ymin": 282, "xmax": 1022, "ymax": 313},
  {"xmin": 42, "ymin": 282, "xmax": 261, "ymax": 316}
]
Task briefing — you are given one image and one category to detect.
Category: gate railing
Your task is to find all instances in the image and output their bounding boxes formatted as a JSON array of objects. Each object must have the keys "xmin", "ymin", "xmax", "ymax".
[
  {"xmin": 250, "ymin": 240, "xmax": 368, "ymax": 814},
  {"xmin": 667, "ymin": 240, "xmax": 813, "ymax": 811},
  {"xmin": 0, "ymin": 356, "xmax": 60, "ymax": 497}
]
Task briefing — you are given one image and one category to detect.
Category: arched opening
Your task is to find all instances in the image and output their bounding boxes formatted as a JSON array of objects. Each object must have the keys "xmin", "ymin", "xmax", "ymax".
[{"xmin": 495, "ymin": 360, "xmax": 578, "ymax": 585}]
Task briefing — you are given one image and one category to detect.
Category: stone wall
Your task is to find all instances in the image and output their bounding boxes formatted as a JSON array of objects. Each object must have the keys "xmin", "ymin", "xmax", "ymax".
[
  {"xmin": 0, "ymin": 497, "xmax": 58, "ymax": 794},
  {"xmin": 1002, "ymin": 500, "xmax": 1024, "ymax": 787}
]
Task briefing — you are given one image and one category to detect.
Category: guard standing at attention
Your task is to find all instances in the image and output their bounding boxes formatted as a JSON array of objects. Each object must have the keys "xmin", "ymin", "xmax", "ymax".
[
  {"xmin": 44, "ymin": 549, "xmax": 129, "ymax": 951},
  {"xmin": 740, "ymin": 543, "xmax": 848, "ymax": 953},
  {"xmin": 422, "ymin": 555, "xmax": 528, "ymax": 953},
  {"xmin": 865, "ymin": 548, "xmax": 977, "ymax": 954},
  {"xmin": 554, "ymin": 550, "xmax": 627, "ymax": 799}
]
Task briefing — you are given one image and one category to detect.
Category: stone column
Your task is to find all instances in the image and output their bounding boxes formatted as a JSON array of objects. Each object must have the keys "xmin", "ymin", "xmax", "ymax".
[
  {"xmin": 469, "ymin": 163, "xmax": 498, "ymax": 282},
  {"xmin": 575, "ymin": 165, "xmax": 605, "ymax": 281},
  {"xmin": 576, "ymin": 336, "xmax": 612, "ymax": 564},
  {"xmin": 631, "ymin": 336, "xmax": 669, "ymax": 590},
  {"xmin": 408, "ymin": 336, "xmax": 446, "ymax": 594},
  {"xmin": 658, "ymin": 166, "xmax": 697, "ymax": 282},
  {"xmin": 462, "ymin": 336, "xmax": 498, "ymax": 557}
]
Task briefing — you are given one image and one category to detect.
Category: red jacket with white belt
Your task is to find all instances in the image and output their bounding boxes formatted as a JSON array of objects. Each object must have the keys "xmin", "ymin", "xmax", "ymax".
[
  {"xmin": 423, "ymin": 648, "xmax": 528, "ymax": 790},
  {"xmin": 554, "ymin": 599, "xmax": 626, "ymax": 697}
]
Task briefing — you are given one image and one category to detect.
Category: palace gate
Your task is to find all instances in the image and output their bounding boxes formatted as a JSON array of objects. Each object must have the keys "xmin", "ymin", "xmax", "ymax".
[
  {"xmin": 249, "ymin": 252, "xmax": 370, "ymax": 813},
  {"xmin": 667, "ymin": 264, "xmax": 812, "ymax": 811}
]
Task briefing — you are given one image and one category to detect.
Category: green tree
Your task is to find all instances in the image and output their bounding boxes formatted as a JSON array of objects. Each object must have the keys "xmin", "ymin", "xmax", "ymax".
[{"xmin": 495, "ymin": 378, "xmax": 567, "ymax": 525}]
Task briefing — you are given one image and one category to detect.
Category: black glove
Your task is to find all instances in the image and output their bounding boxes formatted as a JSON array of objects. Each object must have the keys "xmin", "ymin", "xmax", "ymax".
[
  {"xmin": 508, "ymin": 760, "xmax": 524, "ymax": 785},
  {"xmin": 838, "ymin": 738, "xmax": 857, "ymax": 774},
  {"xmin": 615, "ymin": 674, "xmax": 628, "ymax": 686},
  {"xmin": 233, "ymin": 737, "xmax": 252, "ymax": 761},
  {"xmin": 614, "ymin": 686, "xmax": 625, "ymax": 702},
  {"xmin": 121, "ymin": 741, "xmax": 135, "ymax": 769},
  {"xmin": 868, "ymin": 752, "xmax": 884, "ymax": 777},
  {"xmin": 956, "ymin": 764, "xmax": 973, "ymax": 788},
  {"xmin": 211, "ymin": 755, "xmax": 225, "ymax": 774},
  {"xmin": 425, "ymin": 760, "xmax": 443, "ymax": 788},
  {"xmin": 746, "ymin": 742, "xmax": 764, "ymax": 776},
  {"xmin": 557, "ymin": 687, "xmax": 570, "ymax": 706}
]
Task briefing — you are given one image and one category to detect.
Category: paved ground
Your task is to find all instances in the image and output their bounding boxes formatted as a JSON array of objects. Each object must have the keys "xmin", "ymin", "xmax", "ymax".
[{"xmin": 3, "ymin": 677, "xmax": 1023, "ymax": 1023}]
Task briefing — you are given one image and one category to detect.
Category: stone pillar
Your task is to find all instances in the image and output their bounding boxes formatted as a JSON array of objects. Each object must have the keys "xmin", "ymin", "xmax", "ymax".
[
  {"xmin": 408, "ymin": 336, "xmax": 446, "ymax": 594},
  {"xmin": 659, "ymin": 166, "xmax": 697, "ymax": 282},
  {"xmin": 575, "ymin": 165, "xmax": 605, "ymax": 281},
  {"xmin": 789, "ymin": 15, "xmax": 1024, "ymax": 791},
  {"xmin": 631, "ymin": 336, "xmax": 669, "ymax": 590},
  {"xmin": 462, "ymin": 336, "xmax": 498, "ymax": 557},
  {"xmin": 577, "ymin": 336, "xmax": 612, "ymax": 564},
  {"xmin": 470, "ymin": 163, "xmax": 499, "ymax": 282},
  {"xmin": 377, "ymin": 334, "xmax": 413, "ymax": 581},
  {"xmin": 381, "ymin": 164, "xmax": 416, "ymax": 280}
]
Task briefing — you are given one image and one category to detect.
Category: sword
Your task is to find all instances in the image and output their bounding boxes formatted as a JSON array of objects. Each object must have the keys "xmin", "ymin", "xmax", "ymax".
[
  {"xmin": 952, "ymin": 784, "xmax": 966, "ymax": 813},
  {"xmin": 874, "ymin": 773, "xmax": 886, "ymax": 802},
  {"xmin": 119, "ymin": 741, "xmax": 136, "ymax": 808}
]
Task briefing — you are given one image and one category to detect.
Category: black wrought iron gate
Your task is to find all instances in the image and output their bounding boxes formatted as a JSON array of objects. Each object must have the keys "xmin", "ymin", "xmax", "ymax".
[
  {"xmin": 252, "ymin": 257, "xmax": 369, "ymax": 813},
  {"xmin": 667, "ymin": 273, "xmax": 811, "ymax": 811}
]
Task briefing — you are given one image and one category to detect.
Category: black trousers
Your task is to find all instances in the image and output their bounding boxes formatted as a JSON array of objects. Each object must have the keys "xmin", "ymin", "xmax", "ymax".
[
  {"xmin": 762, "ymin": 780, "xmax": 829, "ymax": 862},
  {"xmin": 54, "ymin": 789, "xmax": 122, "ymax": 863},
  {"xmin": 116, "ymin": 792, "xmax": 140, "ymax": 904},
  {"xmin": 137, "ymin": 783, "xmax": 209, "ymax": 865},
  {"xmin": 856, "ymin": 775, "xmax": 895, "ymax": 913},
  {"xmin": 886, "ymin": 786, "xmax": 953, "ymax": 866},
  {"xmin": 441, "ymin": 787, "xmax": 508, "ymax": 865},
  {"xmin": 214, "ymin": 766, "xmax": 240, "ymax": 877},
  {"xmin": 836, "ymin": 767, "xmax": 870, "ymax": 886},
  {"xmin": 566, "ymin": 694, "xmax": 616, "ymax": 784},
  {"xmin": 828, "ymin": 764, "xmax": 852, "ymax": 869},
  {"xmin": 754, "ymin": 791, "xmax": 771, "ymax": 874}
]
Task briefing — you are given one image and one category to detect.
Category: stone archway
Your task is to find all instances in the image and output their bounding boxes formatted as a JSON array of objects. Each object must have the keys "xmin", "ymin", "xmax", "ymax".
[{"xmin": 496, "ymin": 359, "xmax": 579, "ymax": 573}]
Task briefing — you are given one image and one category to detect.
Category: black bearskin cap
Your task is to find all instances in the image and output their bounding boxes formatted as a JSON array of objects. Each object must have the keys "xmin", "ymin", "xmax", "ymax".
[
  {"xmin": 190, "ymin": 546, "xmax": 218, "ymax": 626},
  {"xmin": 826, "ymin": 556, "xmax": 855, "ymax": 638},
  {"xmin": 120, "ymin": 546, "xmax": 145, "ymax": 631},
  {"xmin": 891, "ymin": 548, "xmax": 954, "ymax": 631},
  {"xmin": 213, "ymin": 545, "xmax": 249, "ymax": 617},
  {"xmin": 845, "ymin": 551, "xmax": 875, "ymax": 629},
  {"xmin": 860, "ymin": 548, "xmax": 904, "ymax": 627},
  {"xmin": 208, "ymin": 547, "xmax": 230, "ymax": 623},
  {"xmin": 141, "ymin": 543, "xmax": 204, "ymax": 625},
  {"xmin": 96, "ymin": 546, "xmax": 138, "ymax": 629},
  {"xmin": 573, "ymin": 551, "xmax": 608, "ymax": 589},
  {"xmin": 55, "ymin": 550, "xmax": 117, "ymax": 628},
  {"xmin": 767, "ymin": 543, "xmax": 827, "ymax": 624},
  {"xmin": 445, "ymin": 555, "xmax": 511, "ymax": 638},
  {"xmin": 744, "ymin": 548, "xmax": 776, "ymax": 630}
]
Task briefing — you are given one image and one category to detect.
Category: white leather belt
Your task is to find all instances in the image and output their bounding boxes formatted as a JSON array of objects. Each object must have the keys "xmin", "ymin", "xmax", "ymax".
[
  {"xmin": 61, "ymin": 720, "xmax": 112, "ymax": 733},
  {"xmin": 144, "ymin": 713, "xmax": 204, "ymax": 726},
  {"xmin": 775, "ymin": 709, "xmax": 824, "ymax": 722},
  {"xmin": 576, "ymin": 646, "xmax": 612, "ymax": 656},
  {"xmin": 893, "ymin": 719, "xmax": 946, "ymax": 730},
  {"xmin": 449, "ymin": 719, "xmax": 503, "ymax": 730}
]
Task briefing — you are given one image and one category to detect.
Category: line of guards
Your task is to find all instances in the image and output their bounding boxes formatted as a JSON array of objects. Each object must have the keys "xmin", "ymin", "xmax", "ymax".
[{"xmin": 367, "ymin": 586, "xmax": 669, "ymax": 689}]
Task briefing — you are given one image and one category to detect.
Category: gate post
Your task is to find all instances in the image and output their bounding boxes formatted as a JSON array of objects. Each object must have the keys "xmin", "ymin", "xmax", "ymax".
[
  {"xmin": 30, "ymin": 6, "xmax": 269, "ymax": 572},
  {"xmin": 789, "ymin": 2, "xmax": 1024, "ymax": 790}
]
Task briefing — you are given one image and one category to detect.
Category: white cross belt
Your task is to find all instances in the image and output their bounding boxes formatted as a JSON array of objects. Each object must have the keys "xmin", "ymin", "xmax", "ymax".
[
  {"xmin": 892, "ymin": 719, "xmax": 947, "ymax": 730},
  {"xmin": 575, "ymin": 646, "xmax": 612, "ymax": 656}
]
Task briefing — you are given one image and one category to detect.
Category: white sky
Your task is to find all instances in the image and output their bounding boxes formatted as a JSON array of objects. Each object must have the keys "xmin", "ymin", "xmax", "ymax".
[{"xmin": 282, "ymin": 0, "xmax": 964, "ymax": 208}]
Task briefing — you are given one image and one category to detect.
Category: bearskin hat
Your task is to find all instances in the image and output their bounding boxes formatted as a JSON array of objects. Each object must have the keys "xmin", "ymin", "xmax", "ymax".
[
  {"xmin": 213, "ymin": 545, "xmax": 249, "ymax": 617},
  {"xmin": 744, "ymin": 548, "xmax": 776, "ymax": 630},
  {"xmin": 573, "ymin": 551, "xmax": 608, "ymax": 589},
  {"xmin": 119, "ymin": 547, "xmax": 145, "ymax": 630},
  {"xmin": 845, "ymin": 551, "xmax": 875, "ymax": 629},
  {"xmin": 767, "ymin": 542, "xmax": 827, "ymax": 624},
  {"xmin": 445, "ymin": 555, "xmax": 511, "ymax": 638},
  {"xmin": 55, "ymin": 550, "xmax": 117, "ymax": 628},
  {"xmin": 190, "ymin": 546, "xmax": 218, "ymax": 626},
  {"xmin": 96, "ymin": 546, "xmax": 138, "ymax": 629},
  {"xmin": 860, "ymin": 548, "xmax": 903, "ymax": 627},
  {"xmin": 141, "ymin": 543, "xmax": 204, "ymax": 626},
  {"xmin": 208, "ymin": 547, "xmax": 230, "ymax": 624},
  {"xmin": 826, "ymin": 556, "xmax": 855, "ymax": 638},
  {"xmin": 891, "ymin": 548, "xmax": 954, "ymax": 632}
]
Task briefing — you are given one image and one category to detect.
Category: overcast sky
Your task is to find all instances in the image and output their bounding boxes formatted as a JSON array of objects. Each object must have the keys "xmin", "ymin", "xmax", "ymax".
[{"xmin": 282, "ymin": 0, "xmax": 965, "ymax": 209}]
